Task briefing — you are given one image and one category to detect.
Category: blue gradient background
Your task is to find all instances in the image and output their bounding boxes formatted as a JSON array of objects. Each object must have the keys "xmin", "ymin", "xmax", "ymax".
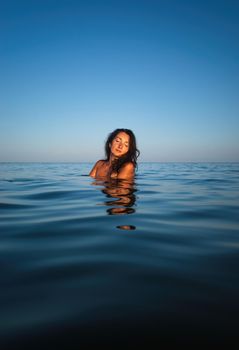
[{"xmin": 1, "ymin": 0, "xmax": 238, "ymax": 162}]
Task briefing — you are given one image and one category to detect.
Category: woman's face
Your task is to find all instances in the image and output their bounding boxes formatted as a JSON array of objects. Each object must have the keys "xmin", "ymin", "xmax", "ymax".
[{"xmin": 110, "ymin": 132, "xmax": 130, "ymax": 158}]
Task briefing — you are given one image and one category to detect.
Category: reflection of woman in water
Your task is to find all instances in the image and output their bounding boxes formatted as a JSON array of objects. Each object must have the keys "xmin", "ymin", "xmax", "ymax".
[
  {"xmin": 89, "ymin": 129, "xmax": 140, "ymax": 180},
  {"xmin": 92, "ymin": 178, "xmax": 137, "ymax": 230},
  {"xmin": 102, "ymin": 178, "xmax": 136, "ymax": 215}
]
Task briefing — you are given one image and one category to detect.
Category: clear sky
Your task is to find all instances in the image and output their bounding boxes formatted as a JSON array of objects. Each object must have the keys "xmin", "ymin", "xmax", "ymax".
[{"xmin": 1, "ymin": 0, "xmax": 239, "ymax": 162}]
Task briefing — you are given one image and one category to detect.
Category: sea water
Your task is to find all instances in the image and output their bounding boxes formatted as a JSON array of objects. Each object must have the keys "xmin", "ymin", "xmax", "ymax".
[{"xmin": 0, "ymin": 162, "xmax": 239, "ymax": 346}]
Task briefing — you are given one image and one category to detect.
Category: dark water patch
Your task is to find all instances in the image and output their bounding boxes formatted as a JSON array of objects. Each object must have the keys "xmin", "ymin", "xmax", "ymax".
[
  {"xmin": 0, "ymin": 202, "xmax": 33, "ymax": 210},
  {"xmin": 1, "ymin": 214, "xmax": 114, "ymax": 239},
  {"xmin": 177, "ymin": 206, "xmax": 239, "ymax": 221},
  {"xmin": 203, "ymin": 177, "xmax": 233, "ymax": 183},
  {"xmin": 24, "ymin": 189, "xmax": 78, "ymax": 200},
  {"xmin": 3, "ymin": 177, "xmax": 35, "ymax": 183}
]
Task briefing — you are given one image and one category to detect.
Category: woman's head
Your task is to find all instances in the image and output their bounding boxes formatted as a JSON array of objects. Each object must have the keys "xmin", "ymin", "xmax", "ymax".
[{"xmin": 105, "ymin": 129, "xmax": 140, "ymax": 170}]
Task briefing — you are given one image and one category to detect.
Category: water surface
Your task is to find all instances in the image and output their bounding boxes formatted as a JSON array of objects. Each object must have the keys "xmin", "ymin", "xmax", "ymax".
[{"xmin": 0, "ymin": 162, "xmax": 239, "ymax": 346}]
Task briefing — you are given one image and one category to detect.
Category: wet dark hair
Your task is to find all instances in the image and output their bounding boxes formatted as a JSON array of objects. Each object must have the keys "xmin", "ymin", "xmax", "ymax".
[{"xmin": 105, "ymin": 128, "xmax": 140, "ymax": 173}]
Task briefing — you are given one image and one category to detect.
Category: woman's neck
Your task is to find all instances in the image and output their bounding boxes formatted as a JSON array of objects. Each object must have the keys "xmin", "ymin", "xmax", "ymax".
[{"xmin": 108, "ymin": 154, "xmax": 118, "ymax": 165}]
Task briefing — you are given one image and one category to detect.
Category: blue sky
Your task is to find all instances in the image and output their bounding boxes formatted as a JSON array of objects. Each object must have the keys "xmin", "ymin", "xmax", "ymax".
[{"xmin": 1, "ymin": 0, "xmax": 238, "ymax": 162}]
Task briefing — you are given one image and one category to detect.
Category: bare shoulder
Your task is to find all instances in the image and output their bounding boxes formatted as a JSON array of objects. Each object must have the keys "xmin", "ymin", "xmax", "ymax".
[
  {"xmin": 117, "ymin": 162, "xmax": 135, "ymax": 179},
  {"xmin": 95, "ymin": 160, "xmax": 105, "ymax": 167},
  {"xmin": 122, "ymin": 162, "xmax": 135, "ymax": 170},
  {"xmin": 89, "ymin": 159, "xmax": 105, "ymax": 177}
]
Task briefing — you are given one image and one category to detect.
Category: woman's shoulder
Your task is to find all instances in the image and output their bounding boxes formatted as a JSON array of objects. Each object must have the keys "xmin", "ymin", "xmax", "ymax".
[
  {"xmin": 95, "ymin": 159, "xmax": 107, "ymax": 167},
  {"xmin": 117, "ymin": 161, "xmax": 135, "ymax": 179},
  {"xmin": 121, "ymin": 161, "xmax": 135, "ymax": 170},
  {"xmin": 89, "ymin": 159, "xmax": 106, "ymax": 177}
]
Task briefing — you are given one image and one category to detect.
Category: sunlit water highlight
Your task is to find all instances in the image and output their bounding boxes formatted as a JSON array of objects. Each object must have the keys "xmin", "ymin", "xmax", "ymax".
[{"xmin": 0, "ymin": 162, "xmax": 239, "ymax": 346}]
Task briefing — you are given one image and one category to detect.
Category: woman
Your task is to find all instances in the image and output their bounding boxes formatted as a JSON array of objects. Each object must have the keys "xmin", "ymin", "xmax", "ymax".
[{"xmin": 89, "ymin": 128, "xmax": 140, "ymax": 180}]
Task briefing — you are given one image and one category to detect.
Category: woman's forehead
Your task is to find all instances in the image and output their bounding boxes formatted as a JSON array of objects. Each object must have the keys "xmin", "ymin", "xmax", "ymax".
[{"xmin": 114, "ymin": 132, "xmax": 130, "ymax": 141}]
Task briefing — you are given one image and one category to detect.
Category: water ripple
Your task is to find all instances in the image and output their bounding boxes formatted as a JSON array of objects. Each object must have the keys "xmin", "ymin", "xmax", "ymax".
[{"xmin": 1, "ymin": 162, "xmax": 239, "ymax": 346}]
